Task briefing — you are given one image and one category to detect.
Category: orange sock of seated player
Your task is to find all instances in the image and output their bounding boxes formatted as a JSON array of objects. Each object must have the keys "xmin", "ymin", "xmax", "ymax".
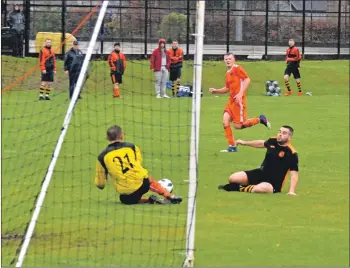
[
  {"xmin": 149, "ymin": 178, "xmax": 171, "ymax": 198},
  {"xmin": 224, "ymin": 126, "xmax": 235, "ymax": 146},
  {"xmin": 242, "ymin": 118, "xmax": 259, "ymax": 128},
  {"xmin": 139, "ymin": 197, "xmax": 150, "ymax": 204}
]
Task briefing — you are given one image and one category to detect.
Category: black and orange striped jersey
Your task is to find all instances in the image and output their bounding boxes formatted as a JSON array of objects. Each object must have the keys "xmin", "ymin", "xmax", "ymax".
[
  {"xmin": 285, "ymin": 46, "xmax": 302, "ymax": 63},
  {"xmin": 108, "ymin": 50, "xmax": 126, "ymax": 74},
  {"xmin": 167, "ymin": 47, "xmax": 184, "ymax": 66},
  {"xmin": 94, "ymin": 142, "xmax": 148, "ymax": 195},
  {"xmin": 39, "ymin": 46, "xmax": 56, "ymax": 72},
  {"xmin": 262, "ymin": 137, "xmax": 299, "ymax": 184}
]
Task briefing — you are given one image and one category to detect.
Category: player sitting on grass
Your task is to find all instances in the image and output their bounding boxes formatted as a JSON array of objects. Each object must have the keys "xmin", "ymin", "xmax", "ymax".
[
  {"xmin": 218, "ymin": 125, "xmax": 299, "ymax": 195},
  {"xmin": 94, "ymin": 125, "xmax": 182, "ymax": 205}
]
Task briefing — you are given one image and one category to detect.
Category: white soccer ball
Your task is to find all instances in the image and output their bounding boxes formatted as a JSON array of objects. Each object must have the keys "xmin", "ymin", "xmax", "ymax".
[
  {"xmin": 268, "ymin": 85, "xmax": 275, "ymax": 93},
  {"xmin": 275, "ymin": 87, "xmax": 281, "ymax": 94},
  {"xmin": 272, "ymin": 92, "xmax": 280, "ymax": 97},
  {"xmin": 272, "ymin": 81, "xmax": 279, "ymax": 87},
  {"xmin": 266, "ymin": 92, "xmax": 273, "ymax": 96},
  {"xmin": 158, "ymin": 178, "xmax": 174, "ymax": 193}
]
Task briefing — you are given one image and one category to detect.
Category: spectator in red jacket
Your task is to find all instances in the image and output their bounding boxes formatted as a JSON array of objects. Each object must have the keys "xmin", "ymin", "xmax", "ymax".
[{"xmin": 150, "ymin": 39, "xmax": 171, "ymax": 98}]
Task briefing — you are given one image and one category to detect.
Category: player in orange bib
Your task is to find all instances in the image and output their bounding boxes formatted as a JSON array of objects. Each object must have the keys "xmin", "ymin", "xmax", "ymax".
[{"xmin": 210, "ymin": 52, "xmax": 271, "ymax": 152}]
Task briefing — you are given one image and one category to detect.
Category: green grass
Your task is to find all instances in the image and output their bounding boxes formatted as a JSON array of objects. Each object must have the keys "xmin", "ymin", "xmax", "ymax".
[{"xmin": 1, "ymin": 56, "xmax": 349, "ymax": 267}]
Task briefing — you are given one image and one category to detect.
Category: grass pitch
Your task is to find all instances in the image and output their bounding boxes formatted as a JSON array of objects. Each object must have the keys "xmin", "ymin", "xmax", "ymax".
[{"xmin": 1, "ymin": 56, "xmax": 349, "ymax": 267}]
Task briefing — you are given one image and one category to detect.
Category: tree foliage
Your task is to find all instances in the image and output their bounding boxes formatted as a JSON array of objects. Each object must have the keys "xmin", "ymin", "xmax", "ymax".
[{"xmin": 158, "ymin": 12, "xmax": 188, "ymax": 42}]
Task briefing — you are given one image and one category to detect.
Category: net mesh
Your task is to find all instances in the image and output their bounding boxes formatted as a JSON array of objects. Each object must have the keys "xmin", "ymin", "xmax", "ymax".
[{"xmin": 2, "ymin": 1, "xmax": 193, "ymax": 266}]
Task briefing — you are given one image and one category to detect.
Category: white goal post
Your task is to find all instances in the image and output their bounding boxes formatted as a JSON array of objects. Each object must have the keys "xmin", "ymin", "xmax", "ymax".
[
  {"xmin": 183, "ymin": 1, "xmax": 206, "ymax": 267},
  {"xmin": 14, "ymin": 1, "xmax": 110, "ymax": 267}
]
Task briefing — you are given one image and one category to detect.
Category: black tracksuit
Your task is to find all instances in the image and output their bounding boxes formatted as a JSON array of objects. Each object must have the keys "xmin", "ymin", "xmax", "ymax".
[{"xmin": 64, "ymin": 48, "xmax": 84, "ymax": 98}]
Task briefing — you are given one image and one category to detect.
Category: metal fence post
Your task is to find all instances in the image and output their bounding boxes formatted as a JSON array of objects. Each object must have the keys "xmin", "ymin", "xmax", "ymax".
[
  {"xmin": 337, "ymin": 0, "xmax": 342, "ymax": 58},
  {"xmin": 24, "ymin": 0, "xmax": 29, "ymax": 56},
  {"xmin": 100, "ymin": 17, "xmax": 104, "ymax": 55},
  {"xmin": 144, "ymin": 0, "xmax": 148, "ymax": 57},
  {"xmin": 302, "ymin": 0, "xmax": 306, "ymax": 57},
  {"xmin": 61, "ymin": 0, "xmax": 66, "ymax": 56},
  {"xmin": 186, "ymin": 0, "xmax": 190, "ymax": 56},
  {"xmin": 226, "ymin": 0, "xmax": 230, "ymax": 52},
  {"xmin": 3, "ymin": 0, "xmax": 7, "ymax": 27},
  {"xmin": 264, "ymin": 0, "xmax": 269, "ymax": 59}
]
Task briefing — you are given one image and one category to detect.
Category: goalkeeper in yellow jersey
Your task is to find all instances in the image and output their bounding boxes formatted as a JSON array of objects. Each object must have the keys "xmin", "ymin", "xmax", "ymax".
[{"xmin": 94, "ymin": 125, "xmax": 183, "ymax": 205}]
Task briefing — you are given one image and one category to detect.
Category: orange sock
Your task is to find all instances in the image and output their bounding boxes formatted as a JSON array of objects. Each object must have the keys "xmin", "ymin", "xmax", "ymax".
[
  {"xmin": 242, "ymin": 118, "xmax": 259, "ymax": 128},
  {"xmin": 149, "ymin": 178, "xmax": 171, "ymax": 198},
  {"xmin": 139, "ymin": 197, "xmax": 150, "ymax": 204},
  {"xmin": 224, "ymin": 126, "xmax": 235, "ymax": 146},
  {"xmin": 113, "ymin": 86, "xmax": 120, "ymax": 97}
]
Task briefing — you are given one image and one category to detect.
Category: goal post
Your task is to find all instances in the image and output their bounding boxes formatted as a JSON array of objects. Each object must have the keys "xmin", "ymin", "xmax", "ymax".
[
  {"xmin": 2, "ymin": 1, "xmax": 205, "ymax": 267},
  {"xmin": 183, "ymin": 1, "xmax": 206, "ymax": 267},
  {"xmin": 14, "ymin": 1, "xmax": 110, "ymax": 267}
]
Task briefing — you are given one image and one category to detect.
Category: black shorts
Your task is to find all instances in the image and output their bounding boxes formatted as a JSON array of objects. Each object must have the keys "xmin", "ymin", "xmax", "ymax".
[
  {"xmin": 169, "ymin": 66, "xmax": 181, "ymax": 81},
  {"xmin": 119, "ymin": 178, "xmax": 150, "ymax": 205},
  {"xmin": 41, "ymin": 71, "xmax": 54, "ymax": 82},
  {"xmin": 284, "ymin": 62, "xmax": 301, "ymax": 79},
  {"xmin": 111, "ymin": 72, "xmax": 123, "ymax": 84},
  {"xmin": 245, "ymin": 169, "xmax": 282, "ymax": 193}
]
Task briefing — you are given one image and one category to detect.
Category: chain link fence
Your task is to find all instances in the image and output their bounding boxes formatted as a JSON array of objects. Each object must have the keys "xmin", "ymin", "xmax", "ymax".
[{"xmin": 2, "ymin": 0, "xmax": 349, "ymax": 58}]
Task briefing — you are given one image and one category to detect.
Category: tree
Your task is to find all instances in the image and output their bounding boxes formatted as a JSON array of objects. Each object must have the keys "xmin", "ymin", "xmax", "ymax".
[{"xmin": 158, "ymin": 12, "xmax": 188, "ymax": 42}]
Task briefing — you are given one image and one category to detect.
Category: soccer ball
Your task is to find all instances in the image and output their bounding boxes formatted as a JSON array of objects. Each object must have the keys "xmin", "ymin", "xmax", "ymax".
[
  {"xmin": 268, "ymin": 85, "xmax": 275, "ymax": 93},
  {"xmin": 272, "ymin": 81, "xmax": 279, "ymax": 87},
  {"xmin": 158, "ymin": 178, "xmax": 174, "ymax": 193},
  {"xmin": 265, "ymin": 80, "xmax": 272, "ymax": 91},
  {"xmin": 272, "ymin": 92, "xmax": 280, "ymax": 97},
  {"xmin": 266, "ymin": 92, "xmax": 273, "ymax": 96},
  {"xmin": 275, "ymin": 87, "xmax": 281, "ymax": 94}
]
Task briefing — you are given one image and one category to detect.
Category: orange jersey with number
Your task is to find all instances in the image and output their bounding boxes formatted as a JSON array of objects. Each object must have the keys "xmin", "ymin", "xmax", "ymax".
[{"xmin": 225, "ymin": 65, "xmax": 249, "ymax": 101}]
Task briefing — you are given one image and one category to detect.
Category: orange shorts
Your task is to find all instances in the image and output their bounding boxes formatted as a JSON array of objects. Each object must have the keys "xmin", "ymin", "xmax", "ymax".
[{"xmin": 223, "ymin": 101, "xmax": 247, "ymax": 124}]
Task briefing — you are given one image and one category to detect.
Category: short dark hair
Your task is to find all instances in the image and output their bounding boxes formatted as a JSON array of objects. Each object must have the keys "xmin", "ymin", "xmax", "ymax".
[
  {"xmin": 224, "ymin": 52, "xmax": 235, "ymax": 57},
  {"xmin": 172, "ymin": 40, "xmax": 178, "ymax": 43},
  {"xmin": 107, "ymin": 125, "xmax": 122, "ymax": 141},
  {"xmin": 114, "ymin": 42, "xmax": 120, "ymax": 47},
  {"xmin": 282, "ymin": 125, "xmax": 294, "ymax": 136}
]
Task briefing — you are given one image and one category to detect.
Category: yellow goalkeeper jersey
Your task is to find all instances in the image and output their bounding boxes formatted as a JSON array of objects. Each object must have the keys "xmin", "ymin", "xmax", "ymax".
[{"xmin": 94, "ymin": 142, "xmax": 149, "ymax": 194}]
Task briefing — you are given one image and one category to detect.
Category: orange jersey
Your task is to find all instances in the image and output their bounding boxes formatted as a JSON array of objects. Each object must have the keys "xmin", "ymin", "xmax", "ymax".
[
  {"xmin": 108, "ymin": 51, "xmax": 127, "ymax": 74},
  {"xmin": 39, "ymin": 47, "xmax": 56, "ymax": 72},
  {"xmin": 285, "ymin": 46, "xmax": 301, "ymax": 62},
  {"xmin": 167, "ymin": 47, "xmax": 184, "ymax": 65},
  {"xmin": 225, "ymin": 65, "xmax": 249, "ymax": 100}
]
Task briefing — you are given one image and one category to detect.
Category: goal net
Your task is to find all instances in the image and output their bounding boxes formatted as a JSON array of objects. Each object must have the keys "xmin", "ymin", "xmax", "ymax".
[{"xmin": 2, "ymin": 0, "xmax": 204, "ymax": 267}]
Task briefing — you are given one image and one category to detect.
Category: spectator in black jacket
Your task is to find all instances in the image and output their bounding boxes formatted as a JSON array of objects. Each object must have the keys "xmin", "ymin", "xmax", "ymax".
[
  {"xmin": 64, "ymin": 40, "xmax": 84, "ymax": 99},
  {"xmin": 7, "ymin": 4, "xmax": 25, "ymax": 57}
]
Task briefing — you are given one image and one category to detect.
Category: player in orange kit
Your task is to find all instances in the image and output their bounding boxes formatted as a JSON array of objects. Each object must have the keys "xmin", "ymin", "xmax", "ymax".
[{"xmin": 209, "ymin": 52, "xmax": 271, "ymax": 152}]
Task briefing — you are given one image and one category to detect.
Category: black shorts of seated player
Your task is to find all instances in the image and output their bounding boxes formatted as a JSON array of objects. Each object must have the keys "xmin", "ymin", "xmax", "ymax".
[
  {"xmin": 41, "ymin": 71, "xmax": 54, "ymax": 82},
  {"xmin": 284, "ymin": 62, "xmax": 301, "ymax": 79},
  {"xmin": 110, "ymin": 72, "xmax": 123, "ymax": 84},
  {"xmin": 169, "ymin": 66, "xmax": 182, "ymax": 81},
  {"xmin": 245, "ymin": 168, "xmax": 281, "ymax": 193},
  {"xmin": 119, "ymin": 178, "xmax": 150, "ymax": 205}
]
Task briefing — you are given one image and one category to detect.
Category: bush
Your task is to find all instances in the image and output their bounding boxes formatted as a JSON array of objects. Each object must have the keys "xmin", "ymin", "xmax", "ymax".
[{"xmin": 158, "ymin": 12, "xmax": 187, "ymax": 42}]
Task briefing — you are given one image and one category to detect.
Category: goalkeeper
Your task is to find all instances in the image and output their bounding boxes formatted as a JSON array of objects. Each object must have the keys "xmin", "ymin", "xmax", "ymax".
[{"xmin": 94, "ymin": 125, "xmax": 183, "ymax": 205}]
